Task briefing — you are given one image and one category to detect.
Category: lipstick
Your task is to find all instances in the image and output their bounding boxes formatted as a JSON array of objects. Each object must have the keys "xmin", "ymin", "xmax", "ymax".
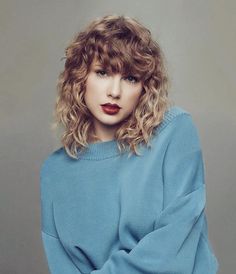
[{"xmin": 101, "ymin": 103, "xmax": 121, "ymax": 115}]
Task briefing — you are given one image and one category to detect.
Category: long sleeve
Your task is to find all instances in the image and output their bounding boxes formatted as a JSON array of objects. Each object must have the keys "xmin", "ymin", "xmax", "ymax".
[
  {"xmin": 41, "ymin": 231, "xmax": 83, "ymax": 274},
  {"xmin": 40, "ymin": 162, "xmax": 83, "ymax": 274},
  {"xmin": 90, "ymin": 114, "xmax": 218, "ymax": 274}
]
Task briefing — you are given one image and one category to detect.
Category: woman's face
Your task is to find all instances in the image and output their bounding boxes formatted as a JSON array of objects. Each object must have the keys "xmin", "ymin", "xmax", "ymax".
[{"xmin": 84, "ymin": 59, "xmax": 143, "ymax": 141}]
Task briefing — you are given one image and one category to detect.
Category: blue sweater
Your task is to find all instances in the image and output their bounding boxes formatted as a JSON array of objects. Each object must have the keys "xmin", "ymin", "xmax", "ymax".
[{"xmin": 40, "ymin": 106, "xmax": 219, "ymax": 274}]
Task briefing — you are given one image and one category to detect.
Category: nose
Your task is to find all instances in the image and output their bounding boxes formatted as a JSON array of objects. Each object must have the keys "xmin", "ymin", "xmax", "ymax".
[{"xmin": 108, "ymin": 75, "xmax": 122, "ymax": 98}]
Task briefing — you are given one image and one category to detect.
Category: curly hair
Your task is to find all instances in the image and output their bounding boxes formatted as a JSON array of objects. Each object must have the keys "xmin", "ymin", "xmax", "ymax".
[{"xmin": 51, "ymin": 14, "xmax": 173, "ymax": 159}]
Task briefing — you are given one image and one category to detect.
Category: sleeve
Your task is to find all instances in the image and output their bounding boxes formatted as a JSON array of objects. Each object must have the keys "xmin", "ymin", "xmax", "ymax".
[
  {"xmin": 90, "ymin": 114, "xmax": 216, "ymax": 274},
  {"xmin": 40, "ymin": 160, "xmax": 83, "ymax": 274}
]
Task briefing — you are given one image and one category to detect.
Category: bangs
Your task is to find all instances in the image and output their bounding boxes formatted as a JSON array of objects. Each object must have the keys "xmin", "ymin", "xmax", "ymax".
[{"xmin": 87, "ymin": 37, "xmax": 153, "ymax": 81}]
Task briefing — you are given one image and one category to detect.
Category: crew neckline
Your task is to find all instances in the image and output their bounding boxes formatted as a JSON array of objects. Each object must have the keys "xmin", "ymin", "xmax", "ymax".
[
  {"xmin": 75, "ymin": 105, "xmax": 185, "ymax": 161},
  {"xmin": 77, "ymin": 138, "xmax": 122, "ymax": 160}
]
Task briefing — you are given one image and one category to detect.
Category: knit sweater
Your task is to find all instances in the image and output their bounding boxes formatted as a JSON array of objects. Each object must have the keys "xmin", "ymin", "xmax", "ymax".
[{"xmin": 40, "ymin": 105, "xmax": 219, "ymax": 274}]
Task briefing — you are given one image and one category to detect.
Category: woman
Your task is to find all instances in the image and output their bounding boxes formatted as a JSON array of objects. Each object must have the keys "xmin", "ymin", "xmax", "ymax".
[{"xmin": 40, "ymin": 14, "xmax": 219, "ymax": 274}]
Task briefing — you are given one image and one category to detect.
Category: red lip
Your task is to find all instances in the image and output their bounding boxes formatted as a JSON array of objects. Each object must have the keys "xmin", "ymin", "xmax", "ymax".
[
  {"xmin": 101, "ymin": 103, "xmax": 121, "ymax": 109},
  {"xmin": 101, "ymin": 104, "xmax": 121, "ymax": 115}
]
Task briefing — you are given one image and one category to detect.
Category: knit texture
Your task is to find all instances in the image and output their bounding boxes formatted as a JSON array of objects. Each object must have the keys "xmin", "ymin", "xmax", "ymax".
[{"xmin": 40, "ymin": 105, "xmax": 219, "ymax": 274}]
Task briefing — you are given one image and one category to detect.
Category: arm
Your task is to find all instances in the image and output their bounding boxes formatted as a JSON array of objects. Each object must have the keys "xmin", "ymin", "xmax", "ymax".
[
  {"xmin": 90, "ymin": 114, "xmax": 216, "ymax": 274},
  {"xmin": 40, "ymin": 162, "xmax": 83, "ymax": 274},
  {"xmin": 41, "ymin": 230, "xmax": 83, "ymax": 274}
]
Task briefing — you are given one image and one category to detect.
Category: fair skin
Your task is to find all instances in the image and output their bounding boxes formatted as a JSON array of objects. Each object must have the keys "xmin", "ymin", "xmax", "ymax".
[{"xmin": 84, "ymin": 59, "xmax": 143, "ymax": 143}]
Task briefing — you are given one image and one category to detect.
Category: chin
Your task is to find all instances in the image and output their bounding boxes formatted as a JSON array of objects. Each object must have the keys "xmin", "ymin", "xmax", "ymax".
[{"xmin": 100, "ymin": 117, "xmax": 124, "ymax": 126}]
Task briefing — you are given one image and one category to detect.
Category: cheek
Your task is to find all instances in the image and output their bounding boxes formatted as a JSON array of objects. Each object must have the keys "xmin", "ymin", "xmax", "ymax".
[
  {"xmin": 85, "ymin": 78, "xmax": 94, "ymax": 95},
  {"xmin": 126, "ymin": 88, "xmax": 142, "ymax": 107},
  {"xmin": 85, "ymin": 78, "xmax": 98, "ymax": 102},
  {"xmin": 84, "ymin": 81, "xmax": 95, "ymax": 108},
  {"xmin": 85, "ymin": 76, "xmax": 106, "ymax": 98},
  {"xmin": 121, "ymin": 95, "xmax": 141, "ymax": 115}
]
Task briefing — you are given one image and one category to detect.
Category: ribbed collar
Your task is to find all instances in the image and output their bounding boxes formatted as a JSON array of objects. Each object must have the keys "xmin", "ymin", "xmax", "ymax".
[
  {"xmin": 77, "ymin": 139, "xmax": 122, "ymax": 160},
  {"xmin": 76, "ymin": 105, "xmax": 185, "ymax": 161}
]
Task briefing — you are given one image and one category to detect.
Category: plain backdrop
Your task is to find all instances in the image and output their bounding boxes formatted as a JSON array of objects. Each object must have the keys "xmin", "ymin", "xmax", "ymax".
[{"xmin": 1, "ymin": 0, "xmax": 235, "ymax": 273}]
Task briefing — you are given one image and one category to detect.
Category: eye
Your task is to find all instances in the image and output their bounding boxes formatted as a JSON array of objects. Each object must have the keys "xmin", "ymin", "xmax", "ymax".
[
  {"xmin": 125, "ymin": 75, "xmax": 139, "ymax": 84},
  {"xmin": 95, "ymin": 70, "xmax": 108, "ymax": 77}
]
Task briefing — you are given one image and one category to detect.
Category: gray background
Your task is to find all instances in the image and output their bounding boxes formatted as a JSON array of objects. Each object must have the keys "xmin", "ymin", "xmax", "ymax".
[{"xmin": 0, "ymin": 0, "xmax": 235, "ymax": 273}]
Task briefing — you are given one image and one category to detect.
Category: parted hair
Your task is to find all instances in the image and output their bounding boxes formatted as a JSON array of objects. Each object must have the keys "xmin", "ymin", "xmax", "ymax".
[{"xmin": 51, "ymin": 14, "xmax": 173, "ymax": 159}]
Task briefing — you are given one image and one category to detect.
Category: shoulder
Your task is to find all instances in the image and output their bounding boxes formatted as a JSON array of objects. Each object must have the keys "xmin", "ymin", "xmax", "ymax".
[
  {"xmin": 39, "ymin": 147, "xmax": 67, "ymax": 180},
  {"xmin": 155, "ymin": 105, "xmax": 199, "ymax": 134},
  {"xmin": 153, "ymin": 105, "xmax": 201, "ymax": 150},
  {"xmin": 39, "ymin": 147, "xmax": 70, "ymax": 200},
  {"xmin": 155, "ymin": 105, "xmax": 192, "ymax": 133}
]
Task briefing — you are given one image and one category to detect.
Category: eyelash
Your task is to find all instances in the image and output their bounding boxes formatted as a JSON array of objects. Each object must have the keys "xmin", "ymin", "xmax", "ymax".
[{"xmin": 95, "ymin": 70, "xmax": 139, "ymax": 84}]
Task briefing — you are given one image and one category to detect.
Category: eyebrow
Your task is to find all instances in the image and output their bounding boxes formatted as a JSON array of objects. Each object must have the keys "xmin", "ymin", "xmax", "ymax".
[
  {"xmin": 94, "ymin": 65, "xmax": 103, "ymax": 69},
  {"xmin": 92, "ymin": 63, "xmax": 103, "ymax": 68}
]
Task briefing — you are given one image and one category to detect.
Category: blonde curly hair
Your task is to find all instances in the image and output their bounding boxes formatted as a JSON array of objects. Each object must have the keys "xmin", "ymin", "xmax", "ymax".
[{"xmin": 51, "ymin": 14, "xmax": 173, "ymax": 159}]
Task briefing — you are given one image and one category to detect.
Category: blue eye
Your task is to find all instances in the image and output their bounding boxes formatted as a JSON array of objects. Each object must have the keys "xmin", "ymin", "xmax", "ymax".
[
  {"xmin": 126, "ymin": 75, "xmax": 139, "ymax": 84},
  {"xmin": 95, "ymin": 70, "xmax": 139, "ymax": 84}
]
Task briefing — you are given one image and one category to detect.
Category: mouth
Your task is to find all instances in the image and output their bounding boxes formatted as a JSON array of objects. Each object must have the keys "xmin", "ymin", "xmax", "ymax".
[
  {"xmin": 101, "ymin": 103, "xmax": 121, "ymax": 109},
  {"xmin": 100, "ymin": 103, "xmax": 121, "ymax": 115}
]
